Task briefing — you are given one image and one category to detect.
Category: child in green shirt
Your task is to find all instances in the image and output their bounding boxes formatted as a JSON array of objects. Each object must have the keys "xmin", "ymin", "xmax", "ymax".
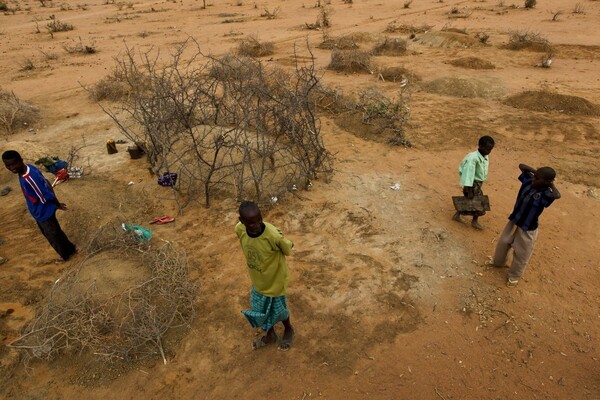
[
  {"xmin": 452, "ymin": 135, "xmax": 495, "ymax": 230},
  {"xmin": 236, "ymin": 201, "xmax": 295, "ymax": 351}
]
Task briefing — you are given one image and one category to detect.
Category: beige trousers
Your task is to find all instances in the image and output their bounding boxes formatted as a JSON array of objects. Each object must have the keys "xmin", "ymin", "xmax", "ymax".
[{"xmin": 493, "ymin": 221, "xmax": 538, "ymax": 280}]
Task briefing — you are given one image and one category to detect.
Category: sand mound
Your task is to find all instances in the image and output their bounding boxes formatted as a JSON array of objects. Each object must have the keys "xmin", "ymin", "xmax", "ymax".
[
  {"xmin": 421, "ymin": 76, "xmax": 504, "ymax": 99},
  {"xmin": 448, "ymin": 57, "xmax": 495, "ymax": 70},
  {"xmin": 77, "ymin": 251, "xmax": 149, "ymax": 297},
  {"xmin": 503, "ymin": 91, "xmax": 600, "ymax": 116},
  {"xmin": 415, "ymin": 31, "xmax": 480, "ymax": 48}
]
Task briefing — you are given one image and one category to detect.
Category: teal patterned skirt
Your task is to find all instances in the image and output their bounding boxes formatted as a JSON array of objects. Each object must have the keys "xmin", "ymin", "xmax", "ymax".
[{"xmin": 242, "ymin": 287, "xmax": 289, "ymax": 331}]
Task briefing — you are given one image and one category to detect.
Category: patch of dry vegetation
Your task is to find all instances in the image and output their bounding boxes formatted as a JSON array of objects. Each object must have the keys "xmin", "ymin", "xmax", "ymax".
[
  {"xmin": 237, "ymin": 36, "xmax": 274, "ymax": 57},
  {"xmin": 448, "ymin": 57, "xmax": 495, "ymax": 69},
  {"xmin": 421, "ymin": 76, "xmax": 504, "ymax": 99},
  {"xmin": 385, "ymin": 21, "xmax": 432, "ymax": 34},
  {"xmin": 0, "ymin": 89, "xmax": 39, "ymax": 135},
  {"xmin": 372, "ymin": 37, "xmax": 407, "ymax": 56},
  {"xmin": 8, "ymin": 224, "xmax": 197, "ymax": 365},
  {"xmin": 328, "ymin": 49, "xmax": 373, "ymax": 73},
  {"xmin": 377, "ymin": 66, "xmax": 420, "ymax": 83},
  {"xmin": 503, "ymin": 30, "xmax": 552, "ymax": 52}
]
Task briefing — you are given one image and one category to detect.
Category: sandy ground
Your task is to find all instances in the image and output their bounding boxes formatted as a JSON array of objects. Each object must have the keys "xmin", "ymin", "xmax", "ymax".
[{"xmin": 1, "ymin": 0, "xmax": 600, "ymax": 399}]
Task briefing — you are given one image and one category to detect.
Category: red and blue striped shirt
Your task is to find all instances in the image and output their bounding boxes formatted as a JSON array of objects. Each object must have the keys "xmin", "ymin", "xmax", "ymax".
[{"xmin": 19, "ymin": 164, "xmax": 57, "ymax": 222}]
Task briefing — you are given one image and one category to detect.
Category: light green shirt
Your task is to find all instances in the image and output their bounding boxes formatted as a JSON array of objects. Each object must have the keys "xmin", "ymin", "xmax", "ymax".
[
  {"xmin": 236, "ymin": 222, "xmax": 293, "ymax": 297},
  {"xmin": 458, "ymin": 150, "xmax": 489, "ymax": 187}
]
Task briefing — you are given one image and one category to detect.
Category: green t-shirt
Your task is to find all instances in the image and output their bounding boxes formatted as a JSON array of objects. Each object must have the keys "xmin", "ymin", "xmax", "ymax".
[
  {"xmin": 235, "ymin": 222, "xmax": 294, "ymax": 297},
  {"xmin": 458, "ymin": 150, "xmax": 489, "ymax": 187}
]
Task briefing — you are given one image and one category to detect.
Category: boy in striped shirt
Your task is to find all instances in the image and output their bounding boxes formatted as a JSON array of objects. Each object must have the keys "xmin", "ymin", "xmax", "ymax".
[
  {"xmin": 492, "ymin": 164, "xmax": 561, "ymax": 287},
  {"xmin": 2, "ymin": 150, "xmax": 76, "ymax": 262}
]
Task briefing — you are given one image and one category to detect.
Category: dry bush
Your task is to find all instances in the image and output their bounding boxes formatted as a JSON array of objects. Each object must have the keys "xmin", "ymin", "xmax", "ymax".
[
  {"xmin": 313, "ymin": 85, "xmax": 412, "ymax": 146},
  {"xmin": 372, "ymin": 37, "xmax": 407, "ymax": 56},
  {"xmin": 0, "ymin": 89, "xmax": 39, "ymax": 136},
  {"xmin": 449, "ymin": 57, "xmax": 495, "ymax": 69},
  {"xmin": 0, "ymin": 1, "xmax": 8, "ymax": 11},
  {"xmin": 475, "ymin": 32, "xmax": 490, "ymax": 44},
  {"xmin": 46, "ymin": 19, "xmax": 73, "ymax": 32},
  {"xmin": 385, "ymin": 21, "xmax": 432, "ymax": 34},
  {"xmin": 19, "ymin": 58, "xmax": 35, "ymax": 71},
  {"xmin": 524, "ymin": 0, "xmax": 536, "ymax": 8},
  {"xmin": 328, "ymin": 49, "xmax": 372, "ymax": 73},
  {"xmin": 447, "ymin": 6, "xmax": 472, "ymax": 18},
  {"xmin": 260, "ymin": 6, "xmax": 280, "ymax": 19},
  {"xmin": 63, "ymin": 37, "xmax": 96, "ymax": 54},
  {"xmin": 318, "ymin": 36, "xmax": 359, "ymax": 50},
  {"xmin": 572, "ymin": 3, "xmax": 585, "ymax": 13},
  {"xmin": 89, "ymin": 76, "xmax": 129, "ymax": 102},
  {"xmin": 377, "ymin": 66, "xmax": 420, "ymax": 82},
  {"xmin": 504, "ymin": 30, "xmax": 551, "ymax": 52},
  {"xmin": 9, "ymin": 223, "xmax": 197, "ymax": 365},
  {"xmin": 99, "ymin": 40, "xmax": 332, "ymax": 208},
  {"xmin": 237, "ymin": 36, "xmax": 274, "ymax": 58}
]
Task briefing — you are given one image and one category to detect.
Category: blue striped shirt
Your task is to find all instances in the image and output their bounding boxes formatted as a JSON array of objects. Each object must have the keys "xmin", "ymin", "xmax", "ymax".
[{"xmin": 508, "ymin": 172, "xmax": 555, "ymax": 231}]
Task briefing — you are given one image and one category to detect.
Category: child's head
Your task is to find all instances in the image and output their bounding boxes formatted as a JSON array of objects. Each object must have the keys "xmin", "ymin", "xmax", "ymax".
[
  {"xmin": 2, "ymin": 150, "xmax": 25, "ymax": 174},
  {"xmin": 478, "ymin": 136, "xmax": 495, "ymax": 156},
  {"xmin": 239, "ymin": 201, "xmax": 263, "ymax": 235},
  {"xmin": 532, "ymin": 167, "xmax": 556, "ymax": 188}
]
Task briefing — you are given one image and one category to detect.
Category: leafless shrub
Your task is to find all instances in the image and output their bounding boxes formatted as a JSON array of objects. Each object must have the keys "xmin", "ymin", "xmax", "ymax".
[
  {"xmin": 318, "ymin": 35, "xmax": 359, "ymax": 50},
  {"xmin": 89, "ymin": 76, "xmax": 129, "ymax": 102},
  {"xmin": 39, "ymin": 50, "xmax": 59, "ymax": 60},
  {"xmin": 237, "ymin": 36, "xmax": 274, "ymax": 57},
  {"xmin": 505, "ymin": 30, "xmax": 551, "ymax": 52},
  {"xmin": 319, "ymin": 5, "xmax": 331, "ymax": 27},
  {"xmin": 572, "ymin": 3, "xmax": 585, "ymax": 13},
  {"xmin": 377, "ymin": 66, "xmax": 420, "ymax": 83},
  {"xmin": 342, "ymin": 0, "xmax": 353, "ymax": 3},
  {"xmin": 403, "ymin": 0, "xmax": 412, "ymax": 7},
  {"xmin": 475, "ymin": 32, "xmax": 490, "ymax": 44},
  {"xmin": 524, "ymin": 0, "xmax": 536, "ymax": 8},
  {"xmin": 63, "ymin": 37, "xmax": 96, "ymax": 54},
  {"xmin": 385, "ymin": 21, "xmax": 433, "ymax": 34},
  {"xmin": 260, "ymin": 6, "xmax": 280, "ymax": 18},
  {"xmin": 552, "ymin": 10, "xmax": 563, "ymax": 20},
  {"xmin": 19, "ymin": 58, "xmax": 35, "ymax": 71},
  {"xmin": 0, "ymin": 89, "xmax": 39, "ymax": 136},
  {"xmin": 328, "ymin": 49, "xmax": 372, "ymax": 73},
  {"xmin": 448, "ymin": 6, "xmax": 472, "ymax": 18},
  {"xmin": 9, "ymin": 223, "xmax": 197, "ymax": 365},
  {"xmin": 0, "ymin": 1, "xmax": 8, "ymax": 11},
  {"xmin": 314, "ymin": 85, "xmax": 412, "ymax": 146},
  {"xmin": 97, "ymin": 40, "xmax": 332, "ymax": 208},
  {"xmin": 59, "ymin": 2, "xmax": 71, "ymax": 10},
  {"xmin": 372, "ymin": 37, "xmax": 407, "ymax": 56},
  {"xmin": 46, "ymin": 19, "xmax": 73, "ymax": 32},
  {"xmin": 38, "ymin": 0, "xmax": 52, "ymax": 6}
]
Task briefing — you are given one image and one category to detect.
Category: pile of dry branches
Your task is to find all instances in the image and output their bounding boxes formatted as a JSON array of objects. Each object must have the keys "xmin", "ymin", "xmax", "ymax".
[
  {"xmin": 98, "ymin": 39, "xmax": 332, "ymax": 208},
  {"xmin": 9, "ymin": 223, "xmax": 197, "ymax": 365}
]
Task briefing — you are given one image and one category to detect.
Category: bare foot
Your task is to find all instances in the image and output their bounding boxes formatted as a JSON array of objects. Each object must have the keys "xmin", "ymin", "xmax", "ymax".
[
  {"xmin": 278, "ymin": 326, "xmax": 295, "ymax": 351},
  {"xmin": 471, "ymin": 220, "xmax": 484, "ymax": 230},
  {"xmin": 252, "ymin": 330, "xmax": 278, "ymax": 350},
  {"xmin": 452, "ymin": 212, "xmax": 464, "ymax": 223}
]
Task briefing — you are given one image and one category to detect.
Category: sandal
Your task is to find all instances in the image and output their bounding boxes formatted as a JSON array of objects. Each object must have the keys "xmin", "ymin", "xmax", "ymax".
[
  {"xmin": 506, "ymin": 278, "xmax": 519, "ymax": 287},
  {"xmin": 150, "ymin": 216, "xmax": 175, "ymax": 225}
]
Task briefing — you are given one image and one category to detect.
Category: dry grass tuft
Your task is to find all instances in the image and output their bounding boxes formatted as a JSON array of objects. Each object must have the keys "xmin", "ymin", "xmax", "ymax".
[
  {"xmin": 237, "ymin": 36, "xmax": 274, "ymax": 57},
  {"xmin": 327, "ymin": 49, "xmax": 373, "ymax": 73},
  {"xmin": 504, "ymin": 30, "xmax": 551, "ymax": 52},
  {"xmin": 372, "ymin": 37, "xmax": 407, "ymax": 56}
]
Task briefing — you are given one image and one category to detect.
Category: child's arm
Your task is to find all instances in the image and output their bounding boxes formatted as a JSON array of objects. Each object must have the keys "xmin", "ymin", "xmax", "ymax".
[
  {"xmin": 549, "ymin": 182, "xmax": 561, "ymax": 199},
  {"xmin": 518, "ymin": 163, "xmax": 536, "ymax": 174}
]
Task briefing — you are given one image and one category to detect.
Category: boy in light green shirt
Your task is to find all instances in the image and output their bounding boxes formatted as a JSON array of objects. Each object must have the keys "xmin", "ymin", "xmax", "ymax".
[
  {"xmin": 452, "ymin": 135, "xmax": 495, "ymax": 230},
  {"xmin": 236, "ymin": 201, "xmax": 295, "ymax": 351}
]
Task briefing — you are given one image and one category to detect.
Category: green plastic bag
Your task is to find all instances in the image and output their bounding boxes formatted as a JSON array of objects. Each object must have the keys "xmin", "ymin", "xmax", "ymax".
[{"xmin": 121, "ymin": 223, "xmax": 153, "ymax": 243}]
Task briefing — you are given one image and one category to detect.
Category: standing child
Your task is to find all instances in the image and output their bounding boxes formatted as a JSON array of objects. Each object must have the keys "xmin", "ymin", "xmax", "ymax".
[
  {"xmin": 236, "ymin": 201, "xmax": 295, "ymax": 351},
  {"xmin": 492, "ymin": 164, "xmax": 561, "ymax": 287},
  {"xmin": 453, "ymin": 136, "xmax": 495, "ymax": 230},
  {"xmin": 2, "ymin": 150, "xmax": 76, "ymax": 262}
]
